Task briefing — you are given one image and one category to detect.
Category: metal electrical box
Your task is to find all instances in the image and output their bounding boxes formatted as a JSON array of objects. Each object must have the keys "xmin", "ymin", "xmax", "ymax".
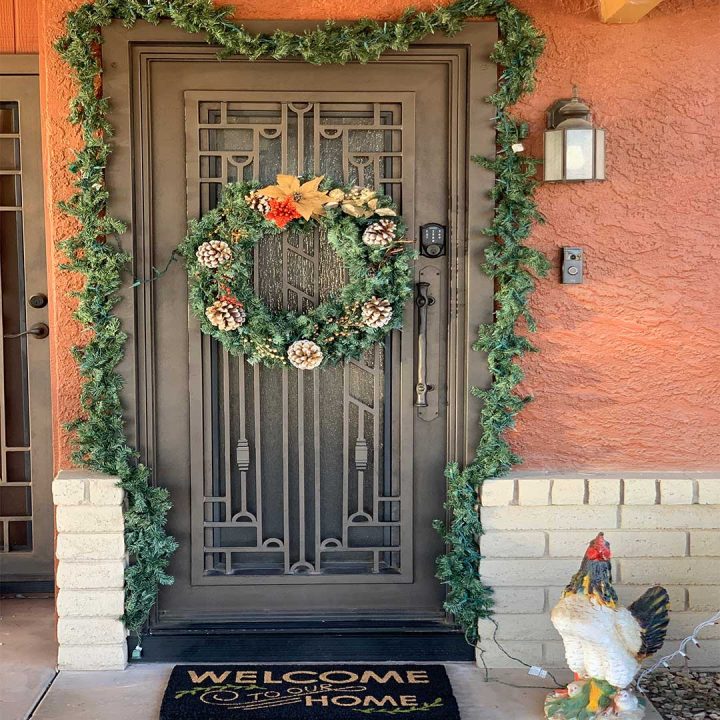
[{"xmin": 562, "ymin": 247, "xmax": 583, "ymax": 284}]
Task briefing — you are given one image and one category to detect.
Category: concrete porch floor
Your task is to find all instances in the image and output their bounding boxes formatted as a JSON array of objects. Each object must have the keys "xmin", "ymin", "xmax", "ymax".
[
  {"xmin": 29, "ymin": 663, "xmax": 574, "ymax": 720},
  {"xmin": 0, "ymin": 597, "xmax": 57, "ymax": 720},
  {"xmin": 1, "ymin": 596, "xmax": 664, "ymax": 720}
]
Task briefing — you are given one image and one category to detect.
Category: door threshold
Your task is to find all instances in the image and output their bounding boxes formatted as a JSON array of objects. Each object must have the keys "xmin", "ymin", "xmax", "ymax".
[{"xmin": 131, "ymin": 628, "xmax": 474, "ymax": 662}]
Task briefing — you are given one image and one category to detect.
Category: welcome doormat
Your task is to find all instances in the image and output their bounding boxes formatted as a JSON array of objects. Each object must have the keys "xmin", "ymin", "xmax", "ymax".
[{"xmin": 159, "ymin": 664, "xmax": 460, "ymax": 719}]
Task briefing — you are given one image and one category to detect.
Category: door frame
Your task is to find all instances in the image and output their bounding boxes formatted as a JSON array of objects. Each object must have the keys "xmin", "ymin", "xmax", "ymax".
[
  {"xmin": 0, "ymin": 55, "xmax": 54, "ymax": 590},
  {"xmin": 102, "ymin": 20, "xmax": 496, "ymax": 648}
]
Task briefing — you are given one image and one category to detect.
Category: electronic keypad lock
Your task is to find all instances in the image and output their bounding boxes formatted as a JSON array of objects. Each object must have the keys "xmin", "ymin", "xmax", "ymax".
[{"xmin": 420, "ymin": 223, "xmax": 447, "ymax": 258}]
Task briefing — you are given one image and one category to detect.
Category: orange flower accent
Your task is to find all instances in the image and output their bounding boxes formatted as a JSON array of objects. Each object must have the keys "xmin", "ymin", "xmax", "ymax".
[
  {"xmin": 266, "ymin": 197, "xmax": 302, "ymax": 228},
  {"xmin": 260, "ymin": 175, "xmax": 331, "ymax": 220}
]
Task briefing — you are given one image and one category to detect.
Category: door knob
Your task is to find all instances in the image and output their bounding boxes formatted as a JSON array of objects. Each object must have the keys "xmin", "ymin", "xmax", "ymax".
[{"xmin": 4, "ymin": 322, "xmax": 50, "ymax": 340}]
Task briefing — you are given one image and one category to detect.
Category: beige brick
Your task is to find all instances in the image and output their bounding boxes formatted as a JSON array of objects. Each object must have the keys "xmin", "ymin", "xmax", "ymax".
[
  {"xmin": 687, "ymin": 586, "xmax": 720, "ymax": 612},
  {"xmin": 52, "ymin": 477, "xmax": 87, "ymax": 506},
  {"xmin": 489, "ymin": 614, "xmax": 558, "ymax": 642},
  {"xmin": 482, "ymin": 559, "xmax": 580, "ymax": 586},
  {"xmin": 697, "ymin": 478, "xmax": 720, "ymax": 505},
  {"xmin": 664, "ymin": 613, "xmax": 720, "ymax": 641},
  {"xmin": 621, "ymin": 505, "xmax": 718, "ymax": 530},
  {"xmin": 616, "ymin": 584, "xmax": 686, "ymax": 611},
  {"xmin": 56, "ymin": 589, "xmax": 124, "ymax": 617},
  {"xmin": 57, "ymin": 618, "xmax": 126, "ymax": 645},
  {"xmin": 543, "ymin": 641, "xmax": 568, "ymax": 668},
  {"xmin": 56, "ymin": 469, "xmax": 117, "ymax": 482},
  {"xmin": 88, "ymin": 477, "xmax": 124, "ymax": 506},
  {"xmin": 491, "ymin": 587, "xmax": 546, "ymax": 614},
  {"xmin": 587, "ymin": 478, "xmax": 621, "ymax": 505},
  {"xmin": 551, "ymin": 478, "xmax": 586, "ymax": 505},
  {"xmin": 689, "ymin": 530, "xmax": 720, "ymax": 556},
  {"xmin": 549, "ymin": 530, "xmax": 686, "ymax": 558},
  {"xmin": 481, "ymin": 531, "xmax": 546, "ymax": 558},
  {"xmin": 517, "ymin": 478, "xmax": 551, "ymax": 506},
  {"xmin": 545, "ymin": 584, "xmax": 687, "ymax": 613},
  {"xmin": 623, "ymin": 477, "xmax": 657, "ymax": 505},
  {"xmin": 481, "ymin": 478, "xmax": 515, "ymax": 507},
  {"xmin": 58, "ymin": 643, "xmax": 127, "ymax": 671},
  {"xmin": 483, "ymin": 506, "xmax": 618, "ymax": 531},
  {"xmin": 659, "ymin": 478, "xmax": 695, "ymax": 505},
  {"xmin": 546, "ymin": 587, "xmax": 568, "ymax": 606},
  {"xmin": 57, "ymin": 561, "xmax": 125, "ymax": 589},
  {"xmin": 57, "ymin": 505, "xmax": 124, "ymax": 534},
  {"xmin": 56, "ymin": 533, "xmax": 125, "ymax": 561},
  {"xmin": 617, "ymin": 558, "xmax": 720, "ymax": 586}
]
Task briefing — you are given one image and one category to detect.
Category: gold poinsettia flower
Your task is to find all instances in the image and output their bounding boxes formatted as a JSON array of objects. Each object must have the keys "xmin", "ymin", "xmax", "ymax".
[
  {"xmin": 326, "ymin": 188, "xmax": 346, "ymax": 204},
  {"xmin": 259, "ymin": 175, "xmax": 331, "ymax": 221},
  {"xmin": 324, "ymin": 185, "xmax": 398, "ymax": 219}
]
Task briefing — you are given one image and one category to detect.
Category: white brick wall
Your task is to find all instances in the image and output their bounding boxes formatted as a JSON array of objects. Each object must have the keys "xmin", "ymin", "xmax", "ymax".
[
  {"xmin": 53, "ymin": 470, "xmax": 127, "ymax": 671},
  {"xmin": 479, "ymin": 472, "xmax": 720, "ymax": 669}
]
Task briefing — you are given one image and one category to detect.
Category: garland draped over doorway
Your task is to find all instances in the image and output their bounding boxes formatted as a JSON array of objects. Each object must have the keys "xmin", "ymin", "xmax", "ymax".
[{"xmin": 55, "ymin": 0, "xmax": 546, "ymax": 645}]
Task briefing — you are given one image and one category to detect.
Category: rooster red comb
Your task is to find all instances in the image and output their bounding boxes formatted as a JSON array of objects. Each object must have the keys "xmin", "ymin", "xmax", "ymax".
[{"xmin": 585, "ymin": 532, "xmax": 612, "ymax": 561}]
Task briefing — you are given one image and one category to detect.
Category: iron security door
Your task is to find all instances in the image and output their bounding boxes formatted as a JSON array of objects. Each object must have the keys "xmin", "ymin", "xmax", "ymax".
[
  {"xmin": 186, "ymin": 91, "xmax": 417, "ymax": 587},
  {"xmin": 0, "ymin": 61, "xmax": 53, "ymax": 585},
  {"xmin": 104, "ymin": 22, "xmax": 498, "ymax": 629}
]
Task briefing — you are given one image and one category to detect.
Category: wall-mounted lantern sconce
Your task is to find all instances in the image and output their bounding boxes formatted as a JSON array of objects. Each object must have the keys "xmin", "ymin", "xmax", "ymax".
[{"xmin": 544, "ymin": 87, "xmax": 605, "ymax": 182}]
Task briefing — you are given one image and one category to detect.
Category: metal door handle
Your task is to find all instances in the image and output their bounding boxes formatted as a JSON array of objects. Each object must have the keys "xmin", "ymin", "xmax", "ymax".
[
  {"xmin": 4, "ymin": 322, "xmax": 50, "ymax": 340},
  {"xmin": 415, "ymin": 282, "xmax": 435, "ymax": 407}
]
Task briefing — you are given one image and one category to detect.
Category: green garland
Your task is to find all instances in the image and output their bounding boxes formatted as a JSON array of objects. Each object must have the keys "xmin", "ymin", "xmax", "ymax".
[
  {"xmin": 55, "ymin": 0, "xmax": 546, "ymax": 645},
  {"xmin": 179, "ymin": 179, "xmax": 414, "ymax": 368}
]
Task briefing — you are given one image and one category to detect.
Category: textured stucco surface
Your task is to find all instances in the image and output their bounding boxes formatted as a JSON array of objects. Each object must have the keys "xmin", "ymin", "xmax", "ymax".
[
  {"xmin": 510, "ymin": 0, "xmax": 720, "ymax": 469},
  {"xmin": 16, "ymin": 0, "xmax": 720, "ymax": 470}
]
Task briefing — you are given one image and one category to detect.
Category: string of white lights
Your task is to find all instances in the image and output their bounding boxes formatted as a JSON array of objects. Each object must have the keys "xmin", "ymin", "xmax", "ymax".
[{"xmin": 635, "ymin": 610, "xmax": 720, "ymax": 693}]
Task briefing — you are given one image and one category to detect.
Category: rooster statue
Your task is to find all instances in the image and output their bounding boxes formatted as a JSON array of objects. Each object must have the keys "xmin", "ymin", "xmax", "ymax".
[{"xmin": 545, "ymin": 533, "xmax": 670, "ymax": 720}]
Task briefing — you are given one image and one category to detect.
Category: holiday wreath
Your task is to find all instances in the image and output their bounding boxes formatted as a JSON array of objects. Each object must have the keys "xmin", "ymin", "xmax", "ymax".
[{"xmin": 179, "ymin": 175, "xmax": 414, "ymax": 369}]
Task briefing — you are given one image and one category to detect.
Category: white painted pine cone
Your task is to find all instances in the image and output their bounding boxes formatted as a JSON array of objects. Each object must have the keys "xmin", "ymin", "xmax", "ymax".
[
  {"xmin": 196, "ymin": 240, "xmax": 232, "ymax": 268},
  {"xmin": 287, "ymin": 340, "xmax": 323, "ymax": 370},
  {"xmin": 361, "ymin": 297, "xmax": 393, "ymax": 328},
  {"xmin": 205, "ymin": 299, "xmax": 246, "ymax": 331},
  {"xmin": 362, "ymin": 219, "xmax": 397, "ymax": 246}
]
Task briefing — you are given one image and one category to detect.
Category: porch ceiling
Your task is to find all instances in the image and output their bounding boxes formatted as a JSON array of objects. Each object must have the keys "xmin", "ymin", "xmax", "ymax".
[{"xmin": 599, "ymin": 0, "xmax": 666, "ymax": 23}]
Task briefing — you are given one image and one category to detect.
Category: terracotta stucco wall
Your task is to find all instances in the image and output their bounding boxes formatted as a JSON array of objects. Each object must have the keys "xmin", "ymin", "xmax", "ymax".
[{"xmin": 25, "ymin": 0, "xmax": 720, "ymax": 470}]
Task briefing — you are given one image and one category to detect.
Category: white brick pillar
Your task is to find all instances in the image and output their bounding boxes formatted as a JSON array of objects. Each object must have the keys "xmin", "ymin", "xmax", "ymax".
[{"xmin": 53, "ymin": 470, "xmax": 128, "ymax": 670}]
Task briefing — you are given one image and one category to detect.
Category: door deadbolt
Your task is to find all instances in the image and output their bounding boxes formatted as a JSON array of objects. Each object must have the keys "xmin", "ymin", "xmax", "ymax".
[
  {"xmin": 420, "ymin": 223, "xmax": 447, "ymax": 258},
  {"xmin": 29, "ymin": 293, "xmax": 48, "ymax": 308}
]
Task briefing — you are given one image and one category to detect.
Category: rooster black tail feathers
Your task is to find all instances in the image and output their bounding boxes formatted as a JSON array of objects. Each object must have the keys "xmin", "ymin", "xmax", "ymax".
[{"xmin": 629, "ymin": 585, "xmax": 671, "ymax": 657}]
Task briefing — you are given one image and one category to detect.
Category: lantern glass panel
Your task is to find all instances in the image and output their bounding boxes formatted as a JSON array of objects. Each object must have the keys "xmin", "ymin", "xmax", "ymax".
[
  {"xmin": 543, "ymin": 129, "xmax": 564, "ymax": 182},
  {"xmin": 564, "ymin": 128, "xmax": 594, "ymax": 180}
]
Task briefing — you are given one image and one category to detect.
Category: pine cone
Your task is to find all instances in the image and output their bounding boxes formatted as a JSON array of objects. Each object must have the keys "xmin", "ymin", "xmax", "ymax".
[
  {"xmin": 361, "ymin": 296, "xmax": 393, "ymax": 328},
  {"xmin": 362, "ymin": 219, "xmax": 397, "ymax": 247},
  {"xmin": 205, "ymin": 298, "xmax": 246, "ymax": 331},
  {"xmin": 287, "ymin": 340, "xmax": 323, "ymax": 370},
  {"xmin": 246, "ymin": 191, "xmax": 271, "ymax": 215},
  {"xmin": 196, "ymin": 240, "xmax": 232, "ymax": 268}
]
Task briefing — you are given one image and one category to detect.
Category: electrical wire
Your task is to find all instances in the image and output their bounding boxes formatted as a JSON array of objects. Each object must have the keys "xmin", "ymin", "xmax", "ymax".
[
  {"xmin": 470, "ymin": 618, "xmax": 564, "ymax": 690},
  {"xmin": 474, "ymin": 609, "xmax": 720, "ymax": 694},
  {"xmin": 488, "ymin": 617, "xmax": 564, "ymax": 689},
  {"xmin": 131, "ymin": 248, "xmax": 180, "ymax": 287}
]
